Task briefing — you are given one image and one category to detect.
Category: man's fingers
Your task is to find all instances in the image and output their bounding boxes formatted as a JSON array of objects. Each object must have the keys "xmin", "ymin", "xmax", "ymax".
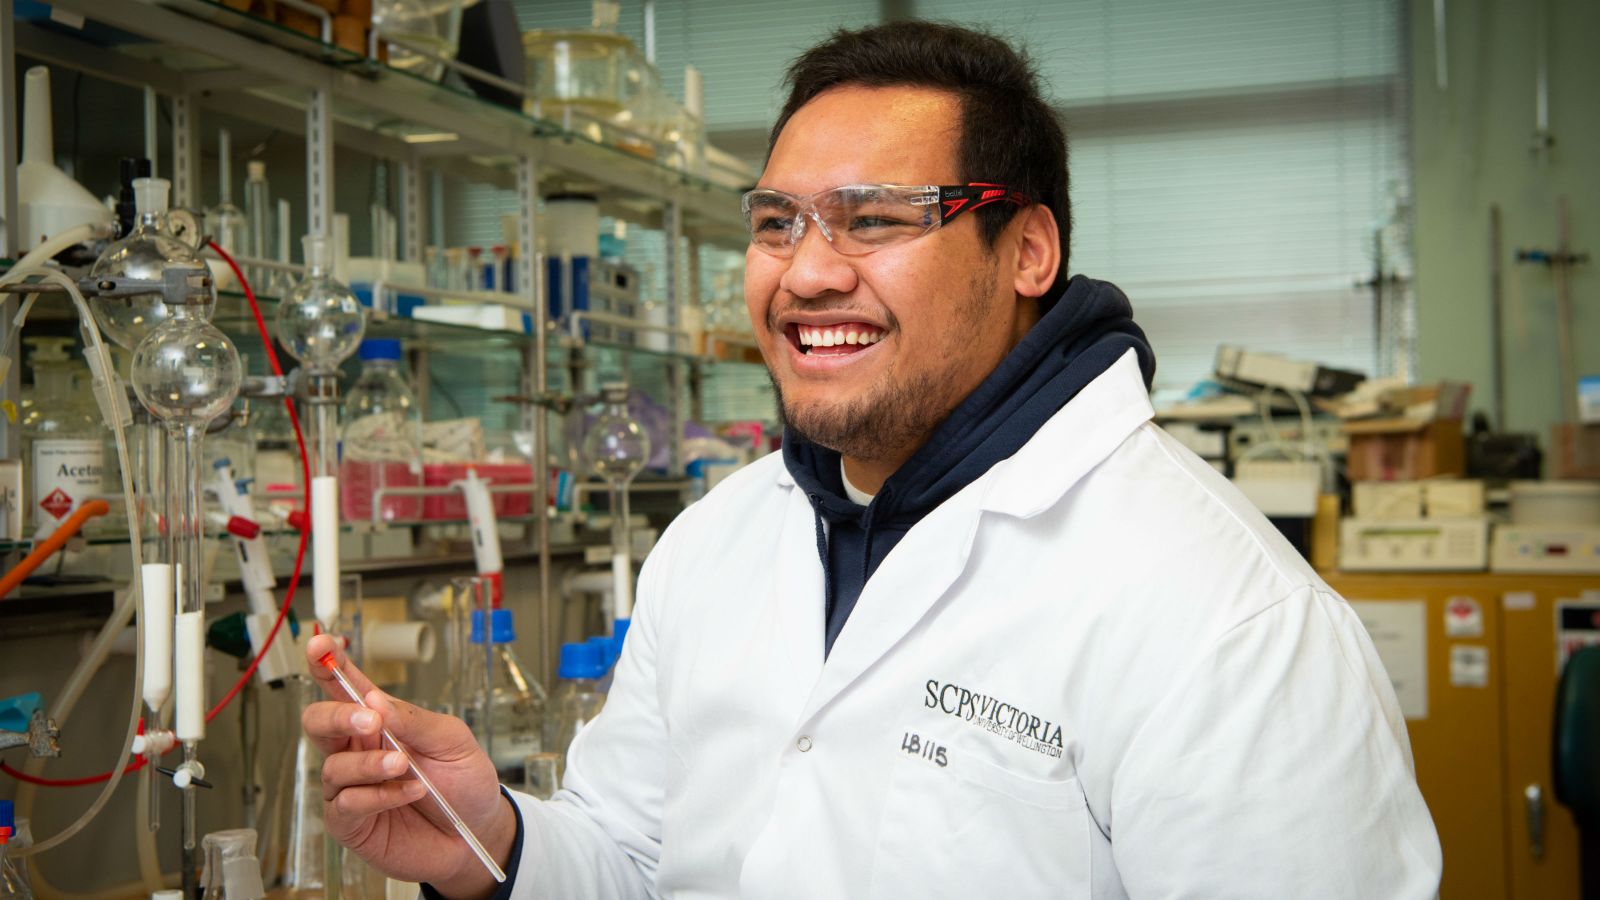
[
  {"xmin": 365, "ymin": 689, "xmax": 478, "ymax": 761},
  {"xmin": 326, "ymin": 779, "xmax": 429, "ymax": 824},
  {"xmin": 302, "ymin": 699, "xmax": 383, "ymax": 755},
  {"xmin": 305, "ymin": 633, "xmax": 381, "ymax": 701},
  {"xmin": 321, "ymin": 749, "xmax": 409, "ymax": 800}
]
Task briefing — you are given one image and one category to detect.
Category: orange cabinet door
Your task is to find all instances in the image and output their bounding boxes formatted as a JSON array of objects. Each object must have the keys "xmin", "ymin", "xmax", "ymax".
[
  {"xmin": 1327, "ymin": 576, "xmax": 1509, "ymax": 900},
  {"xmin": 1499, "ymin": 579, "xmax": 1589, "ymax": 900}
]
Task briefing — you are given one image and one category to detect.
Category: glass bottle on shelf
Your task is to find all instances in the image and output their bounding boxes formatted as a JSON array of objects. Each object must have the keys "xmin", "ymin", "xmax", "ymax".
[
  {"xmin": 0, "ymin": 802, "xmax": 32, "ymax": 900},
  {"xmin": 21, "ymin": 337, "xmax": 106, "ymax": 540},
  {"xmin": 550, "ymin": 641, "xmax": 608, "ymax": 779},
  {"xmin": 464, "ymin": 608, "xmax": 547, "ymax": 788},
  {"xmin": 200, "ymin": 828, "xmax": 265, "ymax": 900},
  {"xmin": 340, "ymin": 338, "xmax": 424, "ymax": 523}
]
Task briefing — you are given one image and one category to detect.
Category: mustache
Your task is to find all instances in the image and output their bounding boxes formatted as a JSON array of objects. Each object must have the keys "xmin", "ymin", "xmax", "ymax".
[{"xmin": 766, "ymin": 299, "xmax": 898, "ymax": 333}]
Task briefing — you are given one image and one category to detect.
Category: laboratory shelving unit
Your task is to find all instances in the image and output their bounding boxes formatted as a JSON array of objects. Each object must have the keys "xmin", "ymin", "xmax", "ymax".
[{"xmin": 0, "ymin": 0, "xmax": 767, "ymax": 682}]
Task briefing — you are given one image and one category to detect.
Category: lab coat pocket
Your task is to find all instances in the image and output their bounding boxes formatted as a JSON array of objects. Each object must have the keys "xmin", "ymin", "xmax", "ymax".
[{"xmin": 867, "ymin": 745, "xmax": 1091, "ymax": 898}]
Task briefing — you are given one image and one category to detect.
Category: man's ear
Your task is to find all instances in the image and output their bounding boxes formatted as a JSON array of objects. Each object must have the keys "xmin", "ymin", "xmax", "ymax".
[{"xmin": 1011, "ymin": 204, "xmax": 1061, "ymax": 299}]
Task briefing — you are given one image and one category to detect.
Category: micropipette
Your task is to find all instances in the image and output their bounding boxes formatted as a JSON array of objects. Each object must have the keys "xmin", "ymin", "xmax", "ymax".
[{"xmin": 316, "ymin": 652, "xmax": 507, "ymax": 883}]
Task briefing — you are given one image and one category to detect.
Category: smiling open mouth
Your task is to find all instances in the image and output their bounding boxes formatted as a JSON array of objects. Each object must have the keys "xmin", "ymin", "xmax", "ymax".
[{"xmin": 788, "ymin": 323, "xmax": 886, "ymax": 356}]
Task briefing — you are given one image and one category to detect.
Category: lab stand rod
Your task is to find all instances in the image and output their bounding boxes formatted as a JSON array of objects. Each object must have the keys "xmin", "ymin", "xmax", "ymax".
[
  {"xmin": 144, "ymin": 86, "xmax": 158, "ymax": 178},
  {"xmin": 1554, "ymin": 197, "xmax": 1577, "ymax": 423},
  {"xmin": 307, "ymin": 87, "xmax": 333, "ymax": 240},
  {"xmin": 199, "ymin": 250, "xmax": 306, "ymax": 277},
  {"xmin": 519, "ymin": 153, "xmax": 552, "ymax": 687},
  {"xmin": 0, "ymin": 0, "xmax": 18, "ymax": 259},
  {"xmin": 401, "ymin": 156, "xmax": 424, "ymax": 263},
  {"xmin": 665, "ymin": 202, "xmax": 686, "ymax": 475},
  {"xmin": 171, "ymin": 93, "xmax": 198, "ymax": 209},
  {"xmin": 1489, "ymin": 205, "xmax": 1506, "ymax": 430}
]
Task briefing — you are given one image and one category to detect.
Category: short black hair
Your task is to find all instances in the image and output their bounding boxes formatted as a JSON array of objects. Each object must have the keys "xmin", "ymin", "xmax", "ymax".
[{"xmin": 771, "ymin": 21, "xmax": 1070, "ymax": 291}]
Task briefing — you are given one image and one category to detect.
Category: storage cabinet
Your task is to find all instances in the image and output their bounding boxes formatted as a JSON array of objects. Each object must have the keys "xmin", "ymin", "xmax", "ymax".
[{"xmin": 1324, "ymin": 573, "xmax": 1596, "ymax": 899}]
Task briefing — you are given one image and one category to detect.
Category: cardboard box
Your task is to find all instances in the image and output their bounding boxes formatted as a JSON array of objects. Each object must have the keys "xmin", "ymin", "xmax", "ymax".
[
  {"xmin": 1551, "ymin": 423, "xmax": 1600, "ymax": 479},
  {"xmin": 1344, "ymin": 418, "xmax": 1465, "ymax": 481}
]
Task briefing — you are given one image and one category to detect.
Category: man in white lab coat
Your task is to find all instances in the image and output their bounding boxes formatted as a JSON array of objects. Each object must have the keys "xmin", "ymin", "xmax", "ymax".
[{"xmin": 304, "ymin": 21, "xmax": 1442, "ymax": 899}]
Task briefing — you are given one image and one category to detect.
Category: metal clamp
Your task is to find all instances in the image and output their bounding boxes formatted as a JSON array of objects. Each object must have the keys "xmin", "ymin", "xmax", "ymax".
[
  {"xmin": 78, "ymin": 266, "xmax": 213, "ymax": 308},
  {"xmin": 0, "ymin": 708, "xmax": 61, "ymax": 758}
]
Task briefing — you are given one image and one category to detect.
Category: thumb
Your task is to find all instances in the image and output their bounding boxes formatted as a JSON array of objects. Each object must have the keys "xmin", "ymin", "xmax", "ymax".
[{"xmin": 366, "ymin": 689, "xmax": 481, "ymax": 763}]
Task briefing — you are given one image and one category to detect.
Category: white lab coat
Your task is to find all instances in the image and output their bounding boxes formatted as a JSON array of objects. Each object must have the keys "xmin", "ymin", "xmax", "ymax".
[{"xmin": 507, "ymin": 350, "xmax": 1442, "ymax": 898}]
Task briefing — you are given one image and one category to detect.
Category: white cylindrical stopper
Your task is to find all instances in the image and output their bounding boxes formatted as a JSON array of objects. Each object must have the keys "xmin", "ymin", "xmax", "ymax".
[
  {"xmin": 313, "ymin": 475, "xmax": 341, "ymax": 632},
  {"xmin": 461, "ymin": 470, "xmax": 504, "ymax": 578},
  {"xmin": 174, "ymin": 610, "xmax": 206, "ymax": 741},
  {"xmin": 133, "ymin": 177, "xmax": 171, "ymax": 217},
  {"xmin": 612, "ymin": 550, "xmax": 633, "ymax": 619},
  {"xmin": 141, "ymin": 564, "xmax": 174, "ymax": 710},
  {"xmin": 363, "ymin": 621, "xmax": 436, "ymax": 664},
  {"xmin": 22, "ymin": 67, "xmax": 51, "ymax": 166},
  {"xmin": 247, "ymin": 160, "xmax": 265, "ymax": 182},
  {"xmin": 154, "ymin": 890, "xmax": 183, "ymax": 900}
]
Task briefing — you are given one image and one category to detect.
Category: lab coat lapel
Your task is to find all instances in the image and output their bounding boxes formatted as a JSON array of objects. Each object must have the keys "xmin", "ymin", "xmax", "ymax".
[
  {"xmin": 794, "ymin": 486, "xmax": 984, "ymax": 725},
  {"xmin": 770, "ymin": 486, "xmax": 827, "ymax": 718}
]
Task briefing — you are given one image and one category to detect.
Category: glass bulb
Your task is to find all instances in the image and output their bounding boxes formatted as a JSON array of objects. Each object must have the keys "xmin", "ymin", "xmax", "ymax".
[
  {"xmin": 131, "ymin": 310, "xmax": 243, "ymax": 428},
  {"xmin": 89, "ymin": 178, "xmax": 216, "ymax": 350},
  {"xmin": 581, "ymin": 384, "xmax": 649, "ymax": 482},
  {"xmin": 275, "ymin": 235, "xmax": 366, "ymax": 374}
]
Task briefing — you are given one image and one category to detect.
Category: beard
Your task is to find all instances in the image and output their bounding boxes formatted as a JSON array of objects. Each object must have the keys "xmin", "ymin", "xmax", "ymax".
[
  {"xmin": 771, "ymin": 366, "xmax": 947, "ymax": 461},
  {"xmin": 767, "ymin": 260, "xmax": 997, "ymax": 463}
]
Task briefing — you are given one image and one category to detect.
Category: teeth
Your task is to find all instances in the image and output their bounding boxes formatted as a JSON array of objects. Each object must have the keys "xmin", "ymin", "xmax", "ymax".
[{"xmin": 795, "ymin": 325, "xmax": 885, "ymax": 347}]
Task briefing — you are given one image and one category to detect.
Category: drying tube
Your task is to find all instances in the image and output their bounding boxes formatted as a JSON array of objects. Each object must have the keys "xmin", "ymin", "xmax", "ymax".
[
  {"xmin": 139, "ymin": 563, "xmax": 174, "ymax": 833},
  {"xmin": 313, "ymin": 476, "xmax": 341, "ymax": 633},
  {"xmin": 457, "ymin": 469, "xmax": 504, "ymax": 606},
  {"xmin": 610, "ymin": 482, "xmax": 633, "ymax": 619}
]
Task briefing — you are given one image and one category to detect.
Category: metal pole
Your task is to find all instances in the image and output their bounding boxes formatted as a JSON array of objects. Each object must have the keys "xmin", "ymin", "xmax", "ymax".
[
  {"xmin": 664, "ymin": 202, "xmax": 685, "ymax": 475},
  {"xmin": 518, "ymin": 153, "xmax": 552, "ymax": 686},
  {"xmin": 0, "ymin": 0, "xmax": 19, "ymax": 259},
  {"xmin": 400, "ymin": 155, "xmax": 424, "ymax": 263},
  {"xmin": 306, "ymin": 87, "xmax": 333, "ymax": 238},
  {"xmin": 144, "ymin": 86, "xmax": 159, "ymax": 178},
  {"xmin": 171, "ymin": 94, "xmax": 198, "ymax": 209},
  {"xmin": 1554, "ymin": 196, "xmax": 1577, "ymax": 423},
  {"xmin": 1489, "ymin": 204, "xmax": 1506, "ymax": 430}
]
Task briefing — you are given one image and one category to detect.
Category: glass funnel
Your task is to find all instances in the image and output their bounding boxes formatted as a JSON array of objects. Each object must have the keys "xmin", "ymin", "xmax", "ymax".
[
  {"xmin": 89, "ymin": 177, "xmax": 216, "ymax": 350},
  {"xmin": 582, "ymin": 384, "xmax": 649, "ymax": 620},
  {"xmin": 276, "ymin": 234, "xmax": 366, "ymax": 476}
]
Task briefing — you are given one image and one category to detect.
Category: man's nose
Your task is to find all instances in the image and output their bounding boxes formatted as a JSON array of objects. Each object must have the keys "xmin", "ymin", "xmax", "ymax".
[{"xmin": 778, "ymin": 215, "xmax": 858, "ymax": 300}]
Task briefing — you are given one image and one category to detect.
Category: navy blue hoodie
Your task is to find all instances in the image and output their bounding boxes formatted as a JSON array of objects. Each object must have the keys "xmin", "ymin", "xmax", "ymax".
[{"xmin": 783, "ymin": 275, "xmax": 1156, "ymax": 655}]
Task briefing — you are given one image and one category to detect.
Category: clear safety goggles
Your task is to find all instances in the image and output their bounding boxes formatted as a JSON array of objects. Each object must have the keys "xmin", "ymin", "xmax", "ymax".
[{"xmin": 741, "ymin": 183, "xmax": 1031, "ymax": 257}]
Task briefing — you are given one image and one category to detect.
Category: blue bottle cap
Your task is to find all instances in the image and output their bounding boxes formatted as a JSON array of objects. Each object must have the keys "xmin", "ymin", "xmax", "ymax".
[
  {"xmin": 358, "ymin": 338, "xmax": 403, "ymax": 362},
  {"xmin": 0, "ymin": 692, "xmax": 43, "ymax": 734},
  {"xmin": 613, "ymin": 618, "xmax": 631, "ymax": 648},
  {"xmin": 469, "ymin": 609, "xmax": 516, "ymax": 644},
  {"xmin": 586, "ymin": 635, "xmax": 612, "ymax": 668},
  {"xmin": 558, "ymin": 641, "xmax": 605, "ymax": 680},
  {"xmin": 0, "ymin": 799, "xmax": 13, "ymax": 832}
]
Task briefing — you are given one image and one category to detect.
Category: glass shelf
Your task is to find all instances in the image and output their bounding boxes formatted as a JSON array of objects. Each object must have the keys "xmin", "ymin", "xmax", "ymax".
[
  {"xmin": 42, "ymin": 0, "xmax": 747, "ymax": 240},
  {"xmin": 211, "ymin": 289, "xmax": 767, "ymax": 367}
]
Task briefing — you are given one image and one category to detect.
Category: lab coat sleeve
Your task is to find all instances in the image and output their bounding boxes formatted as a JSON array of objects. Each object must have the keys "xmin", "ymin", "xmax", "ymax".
[
  {"xmin": 502, "ymin": 507, "xmax": 693, "ymax": 899},
  {"xmin": 1107, "ymin": 585, "xmax": 1442, "ymax": 898}
]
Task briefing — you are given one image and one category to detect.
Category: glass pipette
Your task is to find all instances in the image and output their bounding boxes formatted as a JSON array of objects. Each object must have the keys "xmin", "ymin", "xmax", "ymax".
[{"xmin": 317, "ymin": 652, "xmax": 507, "ymax": 883}]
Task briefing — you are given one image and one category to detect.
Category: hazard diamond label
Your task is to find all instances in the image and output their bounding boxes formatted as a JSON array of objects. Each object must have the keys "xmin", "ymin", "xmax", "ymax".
[{"xmin": 39, "ymin": 487, "xmax": 73, "ymax": 520}]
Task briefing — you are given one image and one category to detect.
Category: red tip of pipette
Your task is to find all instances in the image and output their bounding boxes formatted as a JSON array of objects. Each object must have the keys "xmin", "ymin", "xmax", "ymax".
[{"xmin": 317, "ymin": 652, "xmax": 337, "ymax": 670}]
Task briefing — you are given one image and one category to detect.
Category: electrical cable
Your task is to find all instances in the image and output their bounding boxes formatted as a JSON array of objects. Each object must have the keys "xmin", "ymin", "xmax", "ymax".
[{"xmin": 0, "ymin": 242, "xmax": 312, "ymax": 795}]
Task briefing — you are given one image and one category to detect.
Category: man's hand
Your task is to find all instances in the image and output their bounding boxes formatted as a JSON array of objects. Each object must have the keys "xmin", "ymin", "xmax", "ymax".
[{"xmin": 302, "ymin": 634, "xmax": 517, "ymax": 898}]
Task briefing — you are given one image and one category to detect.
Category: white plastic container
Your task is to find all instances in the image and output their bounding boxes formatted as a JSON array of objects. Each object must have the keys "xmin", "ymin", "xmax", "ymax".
[{"xmin": 1509, "ymin": 481, "xmax": 1600, "ymax": 526}]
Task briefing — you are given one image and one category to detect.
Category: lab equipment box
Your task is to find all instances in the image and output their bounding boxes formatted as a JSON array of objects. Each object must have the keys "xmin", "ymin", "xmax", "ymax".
[
  {"xmin": 1344, "ymin": 417, "xmax": 1465, "ymax": 481},
  {"xmin": 421, "ymin": 462, "xmax": 535, "ymax": 521}
]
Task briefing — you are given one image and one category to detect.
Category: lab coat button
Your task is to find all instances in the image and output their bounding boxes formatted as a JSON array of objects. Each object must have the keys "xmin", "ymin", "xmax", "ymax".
[{"xmin": 796, "ymin": 736, "xmax": 813, "ymax": 752}]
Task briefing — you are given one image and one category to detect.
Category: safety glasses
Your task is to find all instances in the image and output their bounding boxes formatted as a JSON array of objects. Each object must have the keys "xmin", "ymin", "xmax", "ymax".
[{"xmin": 741, "ymin": 183, "xmax": 1031, "ymax": 257}]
